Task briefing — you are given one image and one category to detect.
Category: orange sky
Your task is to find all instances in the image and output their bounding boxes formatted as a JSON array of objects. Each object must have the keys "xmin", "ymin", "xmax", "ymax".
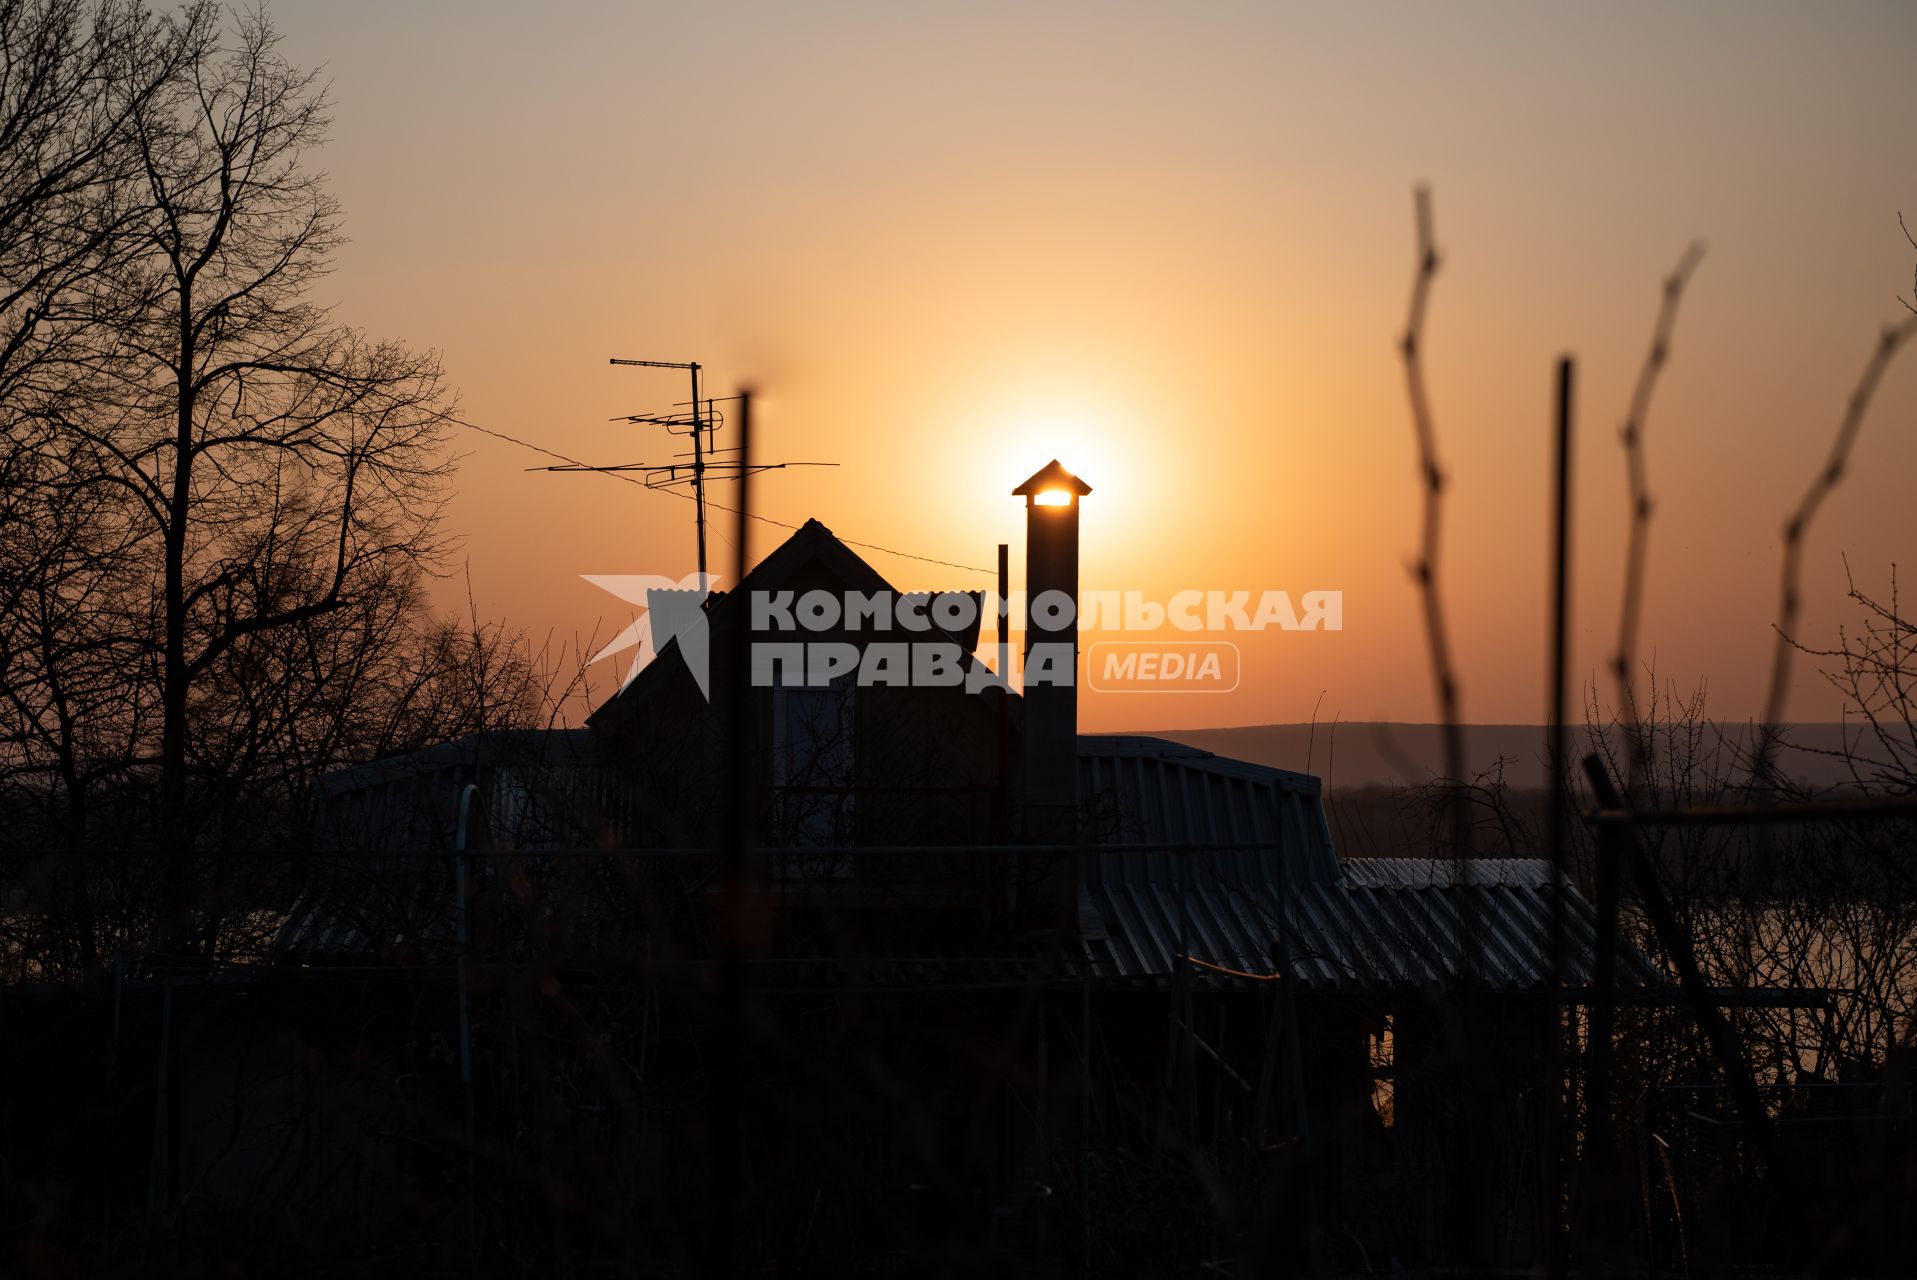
[{"xmin": 275, "ymin": 1, "xmax": 1917, "ymax": 732}]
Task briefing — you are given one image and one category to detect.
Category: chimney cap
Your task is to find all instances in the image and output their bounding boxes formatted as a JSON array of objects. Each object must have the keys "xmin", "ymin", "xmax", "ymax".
[{"xmin": 1012, "ymin": 459, "xmax": 1094, "ymax": 498}]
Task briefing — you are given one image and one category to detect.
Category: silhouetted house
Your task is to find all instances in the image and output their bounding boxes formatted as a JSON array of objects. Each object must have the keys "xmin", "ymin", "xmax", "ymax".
[
  {"xmin": 135, "ymin": 465, "xmax": 1664, "ymax": 1271},
  {"xmin": 585, "ymin": 516, "xmax": 1005, "ymax": 849}
]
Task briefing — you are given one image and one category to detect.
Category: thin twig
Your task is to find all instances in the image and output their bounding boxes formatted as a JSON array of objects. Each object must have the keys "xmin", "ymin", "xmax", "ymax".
[
  {"xmin": 1304, "ymin": 688, "xmax": 1325, "ymax": 775},
  {"xmin": 1614, "ymin": 243, "xmax": 1705, "ymax": 792},
  {"xmin": 1757, "ymin": 314, "xmax": 1917, "ymax": 784},
  {"xmin": 1398, "ymin": 186, "xmax": 1468, "ymax": 856},
  {"xmin": 1898, "ymin": 213, "xmax": 1916, "ymax": 317},
  {"xmin": 1398, "ymin": 186, "xmax": 1478, "ymax": 995}
]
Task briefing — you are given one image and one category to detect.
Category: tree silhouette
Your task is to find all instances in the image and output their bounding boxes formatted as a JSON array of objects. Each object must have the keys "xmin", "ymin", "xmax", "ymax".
[{"xmin": 0, "ymin": 5, "xmax": 517, "ymax": 968}]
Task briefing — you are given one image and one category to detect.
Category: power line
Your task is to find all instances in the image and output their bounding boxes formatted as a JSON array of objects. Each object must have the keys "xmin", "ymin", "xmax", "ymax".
[{"xmin": 447, "ymin": 413, "xmax": 995, "ymax": 576}]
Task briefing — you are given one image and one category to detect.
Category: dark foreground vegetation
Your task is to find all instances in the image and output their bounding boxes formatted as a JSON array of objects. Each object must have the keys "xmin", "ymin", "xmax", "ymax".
[{"xmin": 3, "ymin": 1, "xmax": 1917, "ymax": 1275}]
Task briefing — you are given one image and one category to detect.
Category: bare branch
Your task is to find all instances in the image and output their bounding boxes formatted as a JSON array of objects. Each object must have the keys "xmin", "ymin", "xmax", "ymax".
[
  {"xmin": 1756, "ymin": 314, "xmax": 1917, "ymax": 784},
  {"xmin": 1613, "ymin": 241, "xmax": 1705, "ymax": 792},
  {"xmin": 1397, "ymin": 184, "xmax": 1470, "ymax": 861}
]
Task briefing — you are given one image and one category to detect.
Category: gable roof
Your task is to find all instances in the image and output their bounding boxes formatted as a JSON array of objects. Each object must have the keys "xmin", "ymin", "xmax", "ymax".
[
  {"xmin": 586, "ymin": 518, "xmax": 997, "ymax": 733},
  {"xmin": 1012, "ymin": 459, "xmax": 1093, "ymax": 498}
]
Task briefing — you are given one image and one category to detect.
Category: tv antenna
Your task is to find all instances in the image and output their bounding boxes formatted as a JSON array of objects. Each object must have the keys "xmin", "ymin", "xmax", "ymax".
[{"xmin": 537, "ymin": 358, "xmax": 836, "ymax": 591}]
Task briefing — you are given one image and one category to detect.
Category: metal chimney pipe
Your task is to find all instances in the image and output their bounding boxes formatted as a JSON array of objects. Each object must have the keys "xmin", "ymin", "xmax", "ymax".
[{"xmin": 1013, "ymin": 460, "xmax": 1092, "ymax": 839}]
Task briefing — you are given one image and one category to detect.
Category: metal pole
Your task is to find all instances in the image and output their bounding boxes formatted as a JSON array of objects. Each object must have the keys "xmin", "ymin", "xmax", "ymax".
[
  {"xmin": 996, "ymin": 543, "xmax": 1010, "ymax": 843},
  {"xmin": 455, "ymin": 783, "xmax": 484, "ymax": 1249},
  {"xmin": 1543, "ymin": 355, "xmax": 1573, "ymax": 1274},
  {"xmin": 455, "ymin": 786, "xmax": 483, "ymax": 1090},
  {"xmin": 690, "ymin": 363, "xmax": 707, "ymax": 593},
  {"xmin": 1582, "ymin": 791, "xmax": 1622, "ymax": 1210},
  {"xmin": 146, "ymin": 979, "xmax": 172, "ymax": 1215},
  {"xmin": 997, "ymin": 543, "xmax": 1009, "ymax": 678},
  {"xmin": 1080, "ymin": 966, "xmax": 1092, "ymax": 1273},
  {"xmin": 1581, "ymin": 758, "xmax": 1772, "ymax": 1140},
  {"xmin": 1163, "ymin": 850, "xmax": 1193, "ymax": 1145},
  {"xmin": 714, "ymin": 387, "xmax": 754, "ymax": 1270},
  {"xmin": 1037, "ymin": 994, "xmax": 1050, "ymax": 1253}
]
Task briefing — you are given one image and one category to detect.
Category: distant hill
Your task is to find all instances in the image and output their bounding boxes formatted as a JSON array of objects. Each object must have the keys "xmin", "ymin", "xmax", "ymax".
[{"xmin": 1147, "ymin": 721, "xmax": 1870, "ymax": 790}]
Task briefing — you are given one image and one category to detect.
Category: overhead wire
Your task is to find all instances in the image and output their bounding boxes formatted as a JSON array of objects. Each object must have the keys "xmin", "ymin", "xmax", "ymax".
[{"xmin": 449, "ymin": 413, "xmax": 995, "ymax": 576}]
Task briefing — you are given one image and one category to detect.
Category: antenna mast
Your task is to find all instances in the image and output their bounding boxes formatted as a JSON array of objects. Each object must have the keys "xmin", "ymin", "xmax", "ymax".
[
  {"xmin": 608, "ymin": 358, "xmax": 708, "ymax": 588},
  {"xmin": 536, "ymin": 358, "xmax": 836, "ymax": 593}
]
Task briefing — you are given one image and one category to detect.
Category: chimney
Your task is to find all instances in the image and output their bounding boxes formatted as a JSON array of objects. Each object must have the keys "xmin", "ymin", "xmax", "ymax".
[{"xmin": 1013, "ymin": 459, "xmax": 1092, "ymax": 839}]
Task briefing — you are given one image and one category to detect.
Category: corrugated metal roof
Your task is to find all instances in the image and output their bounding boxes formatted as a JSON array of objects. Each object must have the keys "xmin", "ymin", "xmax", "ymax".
[
  {"xmin": 1339, "ymin": 858, "xmax": 1558, "ymax": 890},
  {"xmin": 273, "ymin": 856, "xmax": 452, "ymax": 961},
  {"xmin": 310, "ymin": 729, "xmax": 604, "ymax": 852},
  {"xmin": 280, "ymin": 729, "xmax": 615, "ymax": 960},
  {"xmin": 1076, "ymin": 735, "xmax": 1340, "ymax": 885},
  {"xmin": 278, "ymin": 729, "xmax": 1657, "ymax": 994},
  {"xmin": 1070, "ymin": 741, "xmax": 1655, "ymax": 992},
  {"xmin": 1078, "ymin": 854, "xmax": 1662, "ymax": 993}
]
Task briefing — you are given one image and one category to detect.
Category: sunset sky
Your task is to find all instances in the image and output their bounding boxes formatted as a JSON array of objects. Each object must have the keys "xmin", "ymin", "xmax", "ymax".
[{"xmin": 274, "ymin": 0, "xmax": 1916, "ymax": 732}]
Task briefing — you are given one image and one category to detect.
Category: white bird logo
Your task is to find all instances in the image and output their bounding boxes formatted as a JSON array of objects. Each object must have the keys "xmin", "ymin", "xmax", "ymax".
[{"xmin": 581, "ymin": 572, "xmax": 720, "ymax": 700}]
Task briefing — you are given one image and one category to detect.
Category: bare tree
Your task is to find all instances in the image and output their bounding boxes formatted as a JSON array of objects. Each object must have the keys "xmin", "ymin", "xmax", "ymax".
[
  {"xmin": 0, "ymin": 7, "xmax": 517, "ymax": 975},
  {"xmin": 40, "ymin": 10, "xmax": 460, "ymax": 855},
  {"xmin": 0, "ymin": 434, "xmax": 157, "ymax": 846},
  {"xmin": 0, "ymin": 2, "xmax": 209, "ymax": 831},
  {"xmin": 0, "ymin": 1, "xmax": 208, "ymax": 408},
  {"xmin": 1796, "ymin": 561, "xmax": 1917, "ymax": 797}
]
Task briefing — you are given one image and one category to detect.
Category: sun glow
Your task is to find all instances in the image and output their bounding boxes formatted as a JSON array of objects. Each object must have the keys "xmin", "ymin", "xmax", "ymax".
[{"xmin": 984, "ymin": 397, "xmax": 1131, "ymax": 502}]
